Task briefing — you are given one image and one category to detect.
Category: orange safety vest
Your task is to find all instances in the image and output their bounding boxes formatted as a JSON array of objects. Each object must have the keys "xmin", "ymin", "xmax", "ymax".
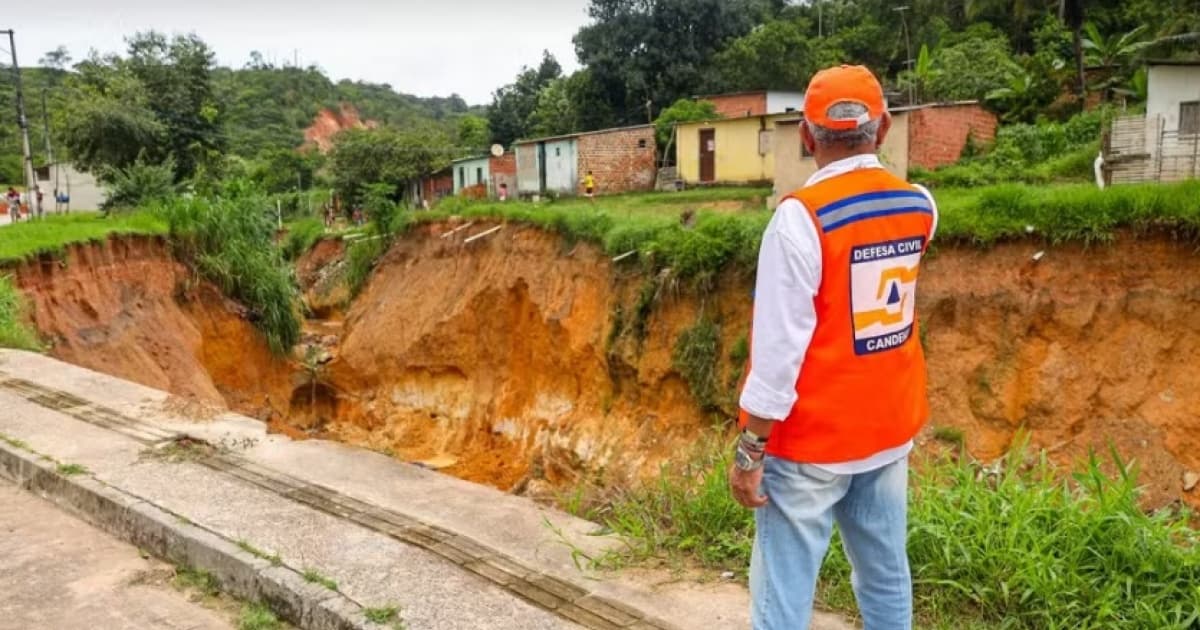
[{"xmin": 739, "ymin": 167, "xmax": 934, "ymax": 463}]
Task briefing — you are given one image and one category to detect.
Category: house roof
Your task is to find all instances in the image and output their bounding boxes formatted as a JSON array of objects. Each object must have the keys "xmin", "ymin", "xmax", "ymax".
[
  {"xmin": 673, "ymin": 100, "xmax": 983, "ymax": 127},
  {"xmin": 514, "ymin": 123, "xmax": 654, "ymax": 145},
  {"xmin": 1147, "ymin": 59, "xmax": 1200, "ymax": 67},
  {"xmin": 693, "ymin": 89, "xmax": 804, "ymax": 100},
  {"xmin": 450, "ymin": 154, "xmax": 489, "ymax": 165}
]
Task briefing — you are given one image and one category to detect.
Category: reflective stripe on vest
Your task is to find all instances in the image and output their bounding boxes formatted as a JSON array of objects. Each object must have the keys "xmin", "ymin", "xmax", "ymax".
[{"xmin": 739, "ymin": 167, "xmax": 933, "ymax": 464}]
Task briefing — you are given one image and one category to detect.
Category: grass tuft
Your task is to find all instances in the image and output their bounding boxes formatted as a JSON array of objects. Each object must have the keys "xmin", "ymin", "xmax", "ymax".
[
  {"xmin": 0, "ymin": 275, "xmax": 43, "ymax": 351},
  {"xmin": 238, "ymin": 601, "xmax": 282, "ymax": 630},
  {"xmin": 55, "ymin": 462, "xmax": 88, "ymax": 476},
  {"xmin": 236, "ymin": 540, "xmax": 282, "ymax": 566},
  {"xmin": 302, "ymin": 567, "xmax": 338, "ymax": 591},
  {"xmin": 363, "ymin": 605, "xmax": 401, "ymax": 624},
  {"xmin": 587, "ymin": 435, "xmax": 1200, "ymax": 628},
  {"xmin": 671, "ymin": 317, "xmax": 723, "ymax": 413},
  {"xmin": 173, "ymin": 565, "xmax": 221, "ymax": 597}
]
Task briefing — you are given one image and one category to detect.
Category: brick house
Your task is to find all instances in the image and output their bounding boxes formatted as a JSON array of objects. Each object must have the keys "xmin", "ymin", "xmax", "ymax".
[
  {"xmin": 515, "ymin": 125, "xmax": 656, "ymax": 196},
  {"xmin": 903, "ymin": 102, "xmax": 998, "ymax": 170},
  {"xmin": 696, "ymin": 90, "xmax": 806, "ymax": 118}
]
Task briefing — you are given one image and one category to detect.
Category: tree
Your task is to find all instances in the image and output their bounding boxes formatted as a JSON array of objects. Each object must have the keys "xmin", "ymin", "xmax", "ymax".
[
  {"xmin": 713, "ymin": 17, "xmax": 844, "ymax": 92},
  {"xmin": 528, "ymin": 79, "xmax": 578, "ymax": 138},
  {"xmin": 487, "ymin": 51, "xmax": 562, "ymax": 146},
  {"xmin": 654, "ymin": 99, "xmax": 720, "ymax": 149},
  {"xmin": 573, "ymin": 0, "xmax": 765, "ymax": 126},
  {"xmin": 921, "ymin": 32, "xmax": 1020, "ymax": 101},
  {"xmin": 39, "ymin": 46, "xmax": 72, "ymax": 70},
  {"xmin": 330, "ymin": 126, "xmax": 452, "ymax": 203},
  {"xmin": 456, "ymin": 115, "xmax": 490, "ymax": 151}
]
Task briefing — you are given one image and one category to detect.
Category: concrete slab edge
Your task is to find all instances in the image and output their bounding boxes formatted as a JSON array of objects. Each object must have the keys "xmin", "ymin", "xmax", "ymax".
[{"xmin": 0, "ymin": 440, "xmax": 383, "ymax": 630}]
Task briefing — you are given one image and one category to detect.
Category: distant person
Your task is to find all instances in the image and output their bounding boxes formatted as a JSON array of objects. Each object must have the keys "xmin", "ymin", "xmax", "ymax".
[
  {"xmin": 730, "ymin": 65, "xmax": 937, "ymax": 630},
  {"xmin": 35, "ymin": 188, "xmax": 44, "ymax": 218},
  {"xmin": 6, "ymin": 187, "xmax": 20, "ymax": 223},
  {"xmin": 498, "ymin": 182, "xmax": 509, "ymax": 202},
  {"xmin": 583, "ymin": 171, "xmax": 596, "ymax": 202}
]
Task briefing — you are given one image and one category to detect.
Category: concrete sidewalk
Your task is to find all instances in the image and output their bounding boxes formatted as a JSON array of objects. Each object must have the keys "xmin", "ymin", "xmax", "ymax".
[
  {"xmin": 0, "ymin": 350, "xmax": 853, "ymax": 630},
  {"xmin": 0, "ymin": 481, "xmax": 235, "ymax": 630}
]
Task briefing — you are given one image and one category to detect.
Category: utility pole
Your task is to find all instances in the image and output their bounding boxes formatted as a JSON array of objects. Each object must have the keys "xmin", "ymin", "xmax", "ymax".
[
  {"xmin": 3, "ymin": 29, "xmax": 41, "ymax": 218},
  {"xmin": 41, "ymin": 87, "xmax": 57, "ymax": 214},
  {"xmin": 892, "ymin": 6, "xmax": 915, "ymax": 105}
]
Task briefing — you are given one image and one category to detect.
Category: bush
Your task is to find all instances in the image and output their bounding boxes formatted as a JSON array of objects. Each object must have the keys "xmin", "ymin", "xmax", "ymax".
[
  {"xmin": 281, "ymin": 218, "xmax": 325, "ymax": 261},
  {"xmin": 0, "ymin": 276, "xmax": 42, "ymax": 351},
  {"xmin": 102, "ymin": 157, "xmax": 177, "ymax": 210},
  {"xmin": 344, "ymin": 239, "xmax": 385, "ymax": 299},
  {"xmin": 154, "ymin": 196, "xmax": 300, "ymax": 354},
  {"xmin": 588, "ymin": 438, "xmax": 1200, "ymax": 629},
  {"xmin": 671, "ymin": 317, "xmax": 722, "ymax": 412}
]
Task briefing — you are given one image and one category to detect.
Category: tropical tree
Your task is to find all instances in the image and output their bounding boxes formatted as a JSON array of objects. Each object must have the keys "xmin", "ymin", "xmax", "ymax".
[
  {"xmin": 528, "ymin": 79, "xmax": 578, "ymax": 138},
  {"xmin": 653, "ymin": 99, "xmax": 721, "ymax": 150},
  {"xmin": 487, "ymin": 51, "xmax": 562, "ymax": 146}
]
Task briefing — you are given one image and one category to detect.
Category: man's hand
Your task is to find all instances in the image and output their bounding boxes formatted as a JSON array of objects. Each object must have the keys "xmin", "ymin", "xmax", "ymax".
[{"xmin": 729, "ymin": 462, "xmax": 768, "ymax": 509}]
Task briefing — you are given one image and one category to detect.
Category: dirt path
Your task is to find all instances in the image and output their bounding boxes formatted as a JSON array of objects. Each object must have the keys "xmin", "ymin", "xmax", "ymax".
[{"xmin": 0, "ymin": 482, "xmax": 238, "ymax": 630}]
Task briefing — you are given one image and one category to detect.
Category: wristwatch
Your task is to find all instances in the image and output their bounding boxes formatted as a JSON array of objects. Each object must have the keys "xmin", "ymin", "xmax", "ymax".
[{"xmin": 734, "ymin": 445, "xmax": 764, "ymax": 472}]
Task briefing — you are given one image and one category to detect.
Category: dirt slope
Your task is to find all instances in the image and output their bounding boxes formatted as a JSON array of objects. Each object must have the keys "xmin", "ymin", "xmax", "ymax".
[{"xmin": 11, "ymin": 228, "xmax": 1200, "ymax": 508}]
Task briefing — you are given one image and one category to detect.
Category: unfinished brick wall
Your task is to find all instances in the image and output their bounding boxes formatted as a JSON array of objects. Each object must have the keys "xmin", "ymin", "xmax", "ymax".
[
  {"xmin": 706, "ymin": 93, "xmax": 768, "ymax": 118},
  {"xmin": 907, "ymin": 104, "xmax": 999, "ymax": 170},
  {"xmin": 577, "ymin": 126, "xmax": 657, "ymax": 194}
]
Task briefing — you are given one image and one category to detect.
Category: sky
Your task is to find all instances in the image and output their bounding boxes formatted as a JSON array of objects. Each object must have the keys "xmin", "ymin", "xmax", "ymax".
[{"xmin": 2, "ymin": 0, "xmax": 590, "ymax": 104}]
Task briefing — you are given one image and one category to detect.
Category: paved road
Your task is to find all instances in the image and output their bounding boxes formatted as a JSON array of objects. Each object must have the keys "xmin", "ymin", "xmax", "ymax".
[{"xmin": 0, "ymin": 482, "xmax": 235, "ymax": 630}]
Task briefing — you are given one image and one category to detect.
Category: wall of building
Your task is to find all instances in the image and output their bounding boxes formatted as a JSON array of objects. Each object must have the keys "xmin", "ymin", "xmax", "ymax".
[
  {"xmin": 906, "ymin": 103, "xmax": 998, "ymax": 170},
  {"xmin": 676, "ymin": 115, "xmax": 784, "ymax": 185},
  {"xmin": 770, "ymin": 112, "xmax": 910, "ymax": 207},
  {"xmin": 490, "ymin": 153, "xmax": 517, "ymax": 198},
  {"xmin": 37, "ymin": 164, "xmax": 106, "ymax": 211},
  {"xmin": 543, "ymin": 138, "xmax": 578, "ymax": 195},
  {"xmin": 515, "ymin": 144, "xmax": 539, "ymax": 194},
  {"xmin": 422, "ymin": 171, "xmax": 454, "ymax": 204},
  {"xmin": 1147, "ymin": 66, "xmax": 1200, "ymax": 134},
  {"xmin": 706, "ymin": 93, "xmax": 768, "ymax": 118},
  {"xmin": 452, "ymin": 157, "xmax": 490, "ymax": 195},
  {"xmin": 765, "ymin": 91, "xmax": 805, "ymax": 114},
  {"xmin": 576, "ymin": 126, "xmax": 656, "ymax": 194}
]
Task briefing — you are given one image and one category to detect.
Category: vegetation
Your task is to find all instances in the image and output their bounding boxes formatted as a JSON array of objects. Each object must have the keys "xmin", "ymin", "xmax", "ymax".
[
  {"xmin": 302, "ymin": 568, "xmax": 338, "ymax": 591},
  {"xmin": 0, "ymin": 213, "xmax": 167, "ymax": 264},
  {"xmin": 363, "ymin": 606, "xmax": 402, "ymax": 625},
  {"xmin": 0, "ymin": 276, "xmax": 43, "ymax": 351},
  {"xmin": 236, "ymin": 540, "xmax": 282, "ymax": 566},
  {"xmin": 55, "ymin": 462, "xmax": 88, "ymax": 476},
  {"xmin": 671, "ymin": 317, "xmax": 723, "ymax": 413},
  {"xmin": 155, "ymin": 195, "xmax": 301, "ymax": 354},
  {"xmin": 578, "ymin": 437, "xmax": 1200, "ymax": 629},
  {"xmin": 280, "ymin": 219, "xmax": 325, "ymax": 262},
  {"xmin": 173, "ymin": 565, "xmax": 222, "ymax": 597},
  {"xmin": 238, "ymin": 602, "xmax": 282, "ymax": 630}
]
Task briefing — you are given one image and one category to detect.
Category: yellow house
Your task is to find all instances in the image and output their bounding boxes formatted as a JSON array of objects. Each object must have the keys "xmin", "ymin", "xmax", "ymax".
[{"xmin": 675, "ymin": 111, "xmax": 911, "ymax": 205}]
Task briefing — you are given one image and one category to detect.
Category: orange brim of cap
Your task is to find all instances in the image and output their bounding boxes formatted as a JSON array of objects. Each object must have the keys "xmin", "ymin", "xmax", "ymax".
[{"xmin": 803, "ymin": 64, "xmax": 885, "ymax": 130}]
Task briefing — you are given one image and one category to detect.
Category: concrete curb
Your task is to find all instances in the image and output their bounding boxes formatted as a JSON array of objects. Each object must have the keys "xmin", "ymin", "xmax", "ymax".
[{"xmin": 0, "ymin": 440, "xmax": 382, "ymax": 630}]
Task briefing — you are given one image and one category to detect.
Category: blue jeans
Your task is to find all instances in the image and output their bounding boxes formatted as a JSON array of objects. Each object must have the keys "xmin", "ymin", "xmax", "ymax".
[{"xmin": 750, "ymin": 456, "xmax": 911, "ymax": 630}]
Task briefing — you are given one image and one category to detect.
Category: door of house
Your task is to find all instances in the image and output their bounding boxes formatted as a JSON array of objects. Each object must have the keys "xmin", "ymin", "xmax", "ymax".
[
  {"xmin": 699, "ymin": 129, "xmax": 716, "ymax": 182},
  {"xmin": 537, "ymin": 142, "xmax": 548, "ymax": 193}
]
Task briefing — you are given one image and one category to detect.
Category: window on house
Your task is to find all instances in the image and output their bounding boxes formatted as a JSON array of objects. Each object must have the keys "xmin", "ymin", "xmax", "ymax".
[
  {"xmin": 758, "ymin": 130, "xmax": 773, "ymax": 156},
  {"xmin": 1181, "ymin": 101, "xmax": 1200, "ymax": 136},
  {"xmin": 477, "ymin": 167, "xmax": 483, "ymax": 184},
  {"xmin": 555, "ymin": 147, "xmax": 561, "ymax": 157},
  {"xmin": 458, "ymin": 167, "xmax": 464, "ymax": 187},
  {"xmin": 637, "ymin": 138, "xmax": 647, "ymax": 148}
]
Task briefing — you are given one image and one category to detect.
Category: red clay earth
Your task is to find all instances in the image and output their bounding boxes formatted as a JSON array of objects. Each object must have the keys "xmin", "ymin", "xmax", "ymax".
[{"xmin": 12, "ymin": 227, "xmax": 1200, "ymax": 509}]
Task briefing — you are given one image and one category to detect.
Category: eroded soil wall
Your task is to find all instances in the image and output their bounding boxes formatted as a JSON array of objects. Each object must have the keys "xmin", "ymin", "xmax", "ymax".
[{"xmin": 14, "ymin": 229, "xmax": 1200, "ymax": 507}]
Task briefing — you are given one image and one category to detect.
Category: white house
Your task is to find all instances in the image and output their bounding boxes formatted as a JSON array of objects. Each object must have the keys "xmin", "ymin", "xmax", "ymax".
[{"xmin": 1106, "ymin": 60, "xmax": 1200, "ymax": 184}]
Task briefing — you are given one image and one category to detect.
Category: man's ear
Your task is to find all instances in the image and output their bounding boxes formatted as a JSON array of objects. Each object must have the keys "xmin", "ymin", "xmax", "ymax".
[
  {"xmin": 801, "ymin": 121, "xmax": 816, "ymax": 156},
  {"xmin": 875, "ymin": 112, "xmax": 892, "ymax": 149}
]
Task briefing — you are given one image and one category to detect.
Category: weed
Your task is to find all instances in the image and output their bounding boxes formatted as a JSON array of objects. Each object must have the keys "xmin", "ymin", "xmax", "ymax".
[
  {"xmin": 153, "ymin": 196, "xmax": 300, "ymax": 355},
  {"xmin": 630, "ymin": 277, "xmax": 659, "ymax": 345},
  {"xmin": 237, "ymin": 540, "xmax": 282, "ymax": 566},
  {"xmin": 55, "ymin": 462, "xmax": 88, "ymax": 476},
  {"xmin": 344, "ymin": 239, "xmax": 384, "ymax": 298},
  {"xmin": 281, "ymin": 218, "xmax": 325, "ymax": 261},
  {"xmin": 302, "ymin": 568, "xmax": 338, "ymax": 591},
  {"xmin": 672, "ymin": 317, "xmax": 722, "ymax": 412},
  {"xmin": 364, "ymin": 605, "xmax": 401, "ymax": 624},
  {"xmin": 931, "ymin": 426, "xmax": 965, "ymax": 446},
  {"xmin": 0, "ymin": 275, "xmax": 42, "ymax": 351},
  {"xmin": 174, "ymin": 565, "xmax": 221, "ymax": 597},
  {"xmin": 591, "ymin": 436, "xmax": 1200, "ymax": 628},
  {"xmin": 0, "ymin": 432, "xmax": 31, "ymax": 451},
  {"xmin": 238, "ymin": 601, "xmax": 282, "ymax": 630}
]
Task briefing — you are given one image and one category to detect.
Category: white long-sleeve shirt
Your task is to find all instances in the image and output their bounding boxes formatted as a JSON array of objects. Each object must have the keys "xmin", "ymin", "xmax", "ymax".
[{"xmin": 738, "ymin": 154, "xmax": 938, "ymax": 474}]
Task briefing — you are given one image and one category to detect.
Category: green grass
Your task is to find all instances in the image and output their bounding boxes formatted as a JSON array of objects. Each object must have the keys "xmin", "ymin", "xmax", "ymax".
[
  {"xmin": 55, "ymin": 462, "xmax": 88, "ymax": 476},
  {"xmin": 236, "ymin": 540, "xmax": 282, "ymax": 566},
  {"xmin": 280, "ymin": 218, "xmax": 326, "ymax": 261},
  {"xmin": 0, "ymin": 275, "xmax": 40, "ymax": 351},
  {"xmin": 930, "ymin": 426, "xmax": 965, "ymax": 446},
  {"xmin": 0, "ymin": 212, "xmax": 167, "ymax": 265},
  {"xmin": 302, "ymin": 568, "xmax": 338, "ymax": 591},
  {"xmin": 363, "ymin": 605, "xmax": 401, "ymax": 624},
  {"xmin": 671, "ymin": 317, "xmax": 723, "ymax": 413},
  {"xmin": 0, "ymin": 432, "xmax": 31, "ymax": 451},
  {"xmin": 173, "ymin": 565, "xmax": 222, "ymax": 597},
  {"xmin": 238, "ymin": 602, "xmax": 282, "ymax": 630},
  {"xmin": 154, "ymin": 196, "xmax": 300, "ymax": 355},
  {"xmin": 580, "ymin": 435, "xmax": 1200, "ymax": 629}
]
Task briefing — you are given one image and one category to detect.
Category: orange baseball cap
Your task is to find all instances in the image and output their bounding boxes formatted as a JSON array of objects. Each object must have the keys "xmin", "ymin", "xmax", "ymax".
[{"xmin": 803, "ymin": 65, "xmax": 886, "ymax": 130}]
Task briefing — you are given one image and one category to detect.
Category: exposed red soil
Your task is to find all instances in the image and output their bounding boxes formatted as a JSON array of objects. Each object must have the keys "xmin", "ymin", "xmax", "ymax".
[
  {"xmin": 11, "ymin": 229, "xmax": 1200, "ymax": 509},
  {"xmin": 302, "ymin": 103, "xmax": 377, "ymax": 153}
]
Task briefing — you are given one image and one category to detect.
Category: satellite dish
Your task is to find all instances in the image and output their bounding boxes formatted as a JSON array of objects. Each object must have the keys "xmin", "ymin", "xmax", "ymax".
[{"xmin": 490, "ymin": 144, "xmax": 505, "ymax": 158}]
